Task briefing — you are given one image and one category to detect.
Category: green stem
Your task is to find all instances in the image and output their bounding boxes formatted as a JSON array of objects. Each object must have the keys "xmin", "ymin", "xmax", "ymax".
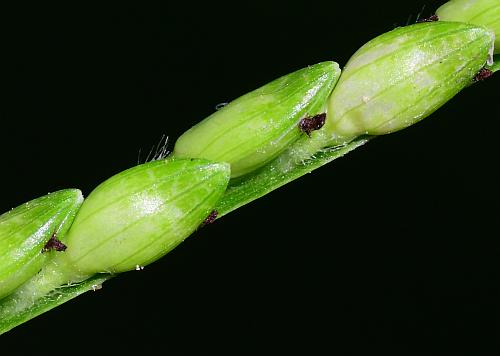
[
  {"xmin": 487, "ymin": 55, "xmax": 499, "ymax": 73},
  {"xmin": 0, "ymin": 259, "xmax": 89, "ymax": 322},
  {"xmin": 0, "ymin": 273, "xmax": 111, "ymax": 335},
  {"xmin": 216, "ymin": 134, "xmax": 368, "ymax": 216}
]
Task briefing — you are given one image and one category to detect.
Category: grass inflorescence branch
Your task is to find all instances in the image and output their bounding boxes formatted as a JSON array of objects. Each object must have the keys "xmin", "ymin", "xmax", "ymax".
[{"xmin": 0, "ymin": 0, "xmax": 498, "ymax": 335}]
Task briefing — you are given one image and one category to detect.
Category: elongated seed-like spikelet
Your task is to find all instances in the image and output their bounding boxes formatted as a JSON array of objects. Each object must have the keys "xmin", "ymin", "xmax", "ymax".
[
  {"xmin": 0, "ymin": 189, "xmax": 83, "ymax": 299},
  {"xmin": 324, "ymin": 21, "xmax": 494, "ymax": 143},
  {"xmin": 173, "ymin": 62, "xmax": 340, "ymax": 178},
  {"xmin": 437, "ymin": 0, "xmax": 499, "ymax": 54},
  {"xmin": 55, "ymin": 159, "xmax": 230, "ymax": 275}
]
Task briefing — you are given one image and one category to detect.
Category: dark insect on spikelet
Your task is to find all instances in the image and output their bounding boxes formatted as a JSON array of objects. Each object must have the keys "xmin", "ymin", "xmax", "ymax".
[
  {"xmin": 417, "ymin": 14, "xmax": 439, "ymax": 23},
  {"xmin": 42, "ymin": 232, "xmax": 67, "ymax": 252},
  {"xmin": 473, "ymin": 68, "xmax": 493, "ymax": 82},
  {"xmin": 299, "ymin": 113, "xmax": 327, "ymax": 136},
  {"xmin": 201, "ymin": 210, "xmax": 218, "ymax": 227}
]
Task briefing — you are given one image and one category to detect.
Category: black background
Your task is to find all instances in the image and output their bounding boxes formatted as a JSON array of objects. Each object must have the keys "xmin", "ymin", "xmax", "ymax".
[{"xmin": 2, "ymin": 0, "xmax": 499, "ymax": 354}]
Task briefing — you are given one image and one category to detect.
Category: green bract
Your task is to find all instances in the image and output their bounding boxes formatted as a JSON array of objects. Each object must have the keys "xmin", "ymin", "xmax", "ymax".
[
  {"xmin": 0, "ymin": 189, "xmax": 83, "ymax": 299},
  {"xmin": 173, "ymin": 62, "xmax": 340, "ymax": 178},
  {"xmin": 323, "ymin": 22, "xmax": 494, "ymax": 144},
  {"xmin": 55, "ymin": 158, "xmax": 230, "ymax": 276},
  {"xmin": 437, "ymin": 0, "xmax": 500, "ymax": 54}
]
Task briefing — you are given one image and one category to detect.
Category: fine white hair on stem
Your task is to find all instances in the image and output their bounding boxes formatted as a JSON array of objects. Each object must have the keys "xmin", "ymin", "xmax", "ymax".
[
  {"xmin": 397, "ymin": 4, "xmax": 429, "ymax": 28},
  {"xmin": 137, "ymin": 134, "xmax": 171, "ymax": 165},
  {"xmin": 414, "ymin": 4, "xmax": 426, "ymax": 23},
  {"xmin": 405, "ymin": 13, "xmax": 413, "ymax": 26}
]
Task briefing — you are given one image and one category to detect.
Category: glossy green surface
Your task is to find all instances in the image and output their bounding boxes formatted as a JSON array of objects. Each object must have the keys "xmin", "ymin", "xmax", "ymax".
[
  {"xmin": 0, "ymin": 189, "xmax": 83, "ymax": 299},
  {"xmin": 0, "ymin": 274, "xmax": 111, "ymax": 335},
  {"xmin": 437, "ymin": 0, "xmax": 500, "ymax": 53},
  {"xmin": 56, "ymin": 158, "xmax": 230, "ymax": 275},
  {"xmin": 173, "ymin": 62, "xmax": 340, "ymax": 178},
  {"xmin": 325, "ymin": 22, "xmax": 494, "ymax": 143}
]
